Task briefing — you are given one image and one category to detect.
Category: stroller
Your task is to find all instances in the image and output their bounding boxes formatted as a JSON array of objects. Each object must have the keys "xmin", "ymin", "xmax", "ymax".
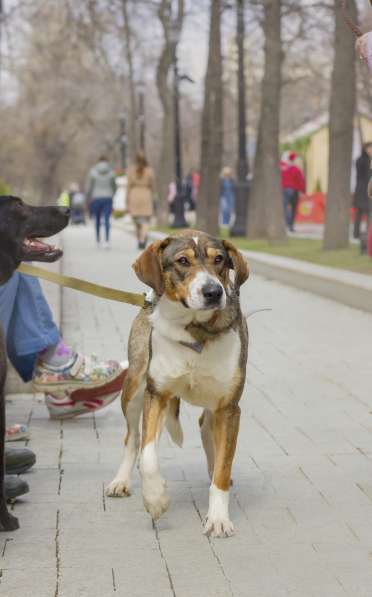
[{"xmin": 70, "ymin": 191, "xmax": 86, "ymax": 225}]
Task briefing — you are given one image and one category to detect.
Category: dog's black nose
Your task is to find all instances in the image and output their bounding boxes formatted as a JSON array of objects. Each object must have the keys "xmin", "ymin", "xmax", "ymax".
[
  {"xmin": 59, "ymin": 207, "xmax": 70, "ymax": 217},
  {"xmin": 202, "ymin": 282, "xmax": 223, "ymax": 304}
]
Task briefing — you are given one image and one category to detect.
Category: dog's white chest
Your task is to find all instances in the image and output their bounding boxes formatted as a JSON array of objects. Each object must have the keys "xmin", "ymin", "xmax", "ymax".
[{"xmin": 150, "ymin": 328, "xmax": 241, "ymax": 410}]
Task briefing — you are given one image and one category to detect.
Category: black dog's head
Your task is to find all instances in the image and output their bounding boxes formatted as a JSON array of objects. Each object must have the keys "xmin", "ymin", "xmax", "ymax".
[{"xmin": 0, "ymin": 196, "xmax": 70, "ymax": 284}]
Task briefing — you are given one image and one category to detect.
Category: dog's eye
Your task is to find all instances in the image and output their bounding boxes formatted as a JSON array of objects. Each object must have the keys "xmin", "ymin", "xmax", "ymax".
[
  {"xmin": 214, "ymin": 255, "xmax": 224, "ymax": 264},
  {"xmin": 177, "ymin": 256, "xmax": 190, "ymax": 266}
]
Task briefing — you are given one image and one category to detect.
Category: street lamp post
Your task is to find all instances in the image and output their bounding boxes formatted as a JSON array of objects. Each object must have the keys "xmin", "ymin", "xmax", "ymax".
[
  {"xmin": 230, "ymin": 0, "xmax": 250, "ymax": 237},
  {"xmin": 137, "ymin": 79, "xmax": 146, "ymax": 152},
  {"xmin": 119, "ymin": 113, "xmax": 128, "ymax": 171},
  {"xmin": 170, "ymin": 28, "xmax": 188, "ymax": 229}
]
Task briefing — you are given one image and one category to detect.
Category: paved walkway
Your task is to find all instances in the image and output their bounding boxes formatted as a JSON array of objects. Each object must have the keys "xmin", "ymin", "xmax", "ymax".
[{"xmin": 2, "ymin": 224, "xmax": 372, "ymax": 597}]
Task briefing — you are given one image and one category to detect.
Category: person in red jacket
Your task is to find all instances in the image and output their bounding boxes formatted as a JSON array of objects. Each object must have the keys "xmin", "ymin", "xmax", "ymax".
[{"xmin": 280, "ymin": 151, "xmax": 306, "ymax": 232}]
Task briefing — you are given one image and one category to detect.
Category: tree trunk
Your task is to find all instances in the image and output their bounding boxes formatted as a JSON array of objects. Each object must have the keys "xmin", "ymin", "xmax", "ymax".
[
  {"xmin": 246, "ymin": 0, "xmax": 286, "ymax": 242},
  {"xmin": 323, "ymin": 0, "xmax": 357, "ymax": 250},
  {"xmin": 121, "ymin": 0, "xmax": 138, "ymax": 164},
  {"xmin": 197, "ymin": 0, "xmax": 223, "ymax": 236},
  {"xmin": 156, "ymin": 0, "xmax": 184, "ymax": 227}
]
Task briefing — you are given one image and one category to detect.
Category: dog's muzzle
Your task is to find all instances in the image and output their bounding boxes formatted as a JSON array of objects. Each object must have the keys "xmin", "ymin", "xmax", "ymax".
[
  {"xmin": 202, "ymin": 281, "xmax": 224, "ymax": 307},
  {"xmin": 186, "ymin": 271, "xmax": 226, "ymax": 310}
]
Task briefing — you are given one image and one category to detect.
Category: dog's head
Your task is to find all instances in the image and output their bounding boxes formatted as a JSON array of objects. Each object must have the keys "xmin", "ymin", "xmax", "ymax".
[
  {"xmin": 0, "ymin": 195, "xmax": 70, "ymax": 284},
  {"xmin": 133, "ymin": 230, "xmax": 249, "ymax": 311}
]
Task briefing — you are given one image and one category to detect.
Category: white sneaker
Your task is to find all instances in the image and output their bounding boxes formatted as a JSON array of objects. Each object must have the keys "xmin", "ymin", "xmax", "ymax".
[{"xmin": 103, "ymin": 241, "xmax": 111, "ymax": 250}]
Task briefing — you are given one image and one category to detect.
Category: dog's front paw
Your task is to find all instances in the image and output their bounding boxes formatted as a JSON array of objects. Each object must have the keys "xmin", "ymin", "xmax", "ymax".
[
  {"xmin": 142, "ymin": 475, "xmax": 169, "ymax": 520},
  {"xmin": 203, "ymin": 516, "xmax": 234, "ymax": 538},
  {"xmin": 0, "ymin": 510, "xmax": 19, "ymax": 532},
  {"xmin": 105, "ymin": 479, "xmax": 131, "ymax": 497}
]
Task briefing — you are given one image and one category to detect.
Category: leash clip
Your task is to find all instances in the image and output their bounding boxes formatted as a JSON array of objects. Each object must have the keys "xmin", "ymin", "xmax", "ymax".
[{"xmin": 144, "ymin": 289, "xmax": 155, "ymax": 307}]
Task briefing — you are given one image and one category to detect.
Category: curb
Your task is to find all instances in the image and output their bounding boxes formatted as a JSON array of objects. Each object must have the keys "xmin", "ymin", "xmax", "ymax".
[
  {"xmin": 149, "ymin": 229, "xmax": 372, "ymax": 315},
  {"xmin": 244, "ymin": 251, "xmax": 372, "ymax": 315}
]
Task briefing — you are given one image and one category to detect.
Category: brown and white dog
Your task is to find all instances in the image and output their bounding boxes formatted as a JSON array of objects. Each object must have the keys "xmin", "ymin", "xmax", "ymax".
[{"xmin": 107, "ymin": 230, "xmax": 249, "ymax": 538}]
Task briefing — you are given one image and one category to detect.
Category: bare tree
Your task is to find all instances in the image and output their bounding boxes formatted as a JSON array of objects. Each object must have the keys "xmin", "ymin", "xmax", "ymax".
[
  {"xmin": 156, "ymin": 0, "xmax": 184, "ymax": 226},
  {"xmin": 121, "ymin": 0, "xmax": 138, "ymax": 163},
  {"xmin": 246, "ymin": 0, "xmax": 286, "ymax": 241},
  {"xmin": 197, "ymin": 0, "xmax": 223, "ymax": 236},
  {"xmin": 323, "ymin": 0, "xmax": 357, "ymax": 250}
]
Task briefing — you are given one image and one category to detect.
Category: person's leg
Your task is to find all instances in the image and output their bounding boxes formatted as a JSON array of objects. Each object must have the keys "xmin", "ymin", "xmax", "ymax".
[
  {"xmin": 91, "ymin": 199, "xmax": 101, "ymax": 243},
  {"xmin": 354, "ymin": 208, "xmax": 361, "ymax": 239},
  {"xmin": 1, "ymin": 273, "xmax": 60, "ymax": 381},
  {"xmin": 0, "ymin": 275, "xmax": 127, "ymax": 419},
  {"xmin": 141, "ymin": 219, "xmax": 150, "ymax": 247},
  {"xmin": 283, "ymin": 189, "xmax": 291, "ymax": 228},
  {"xmin": 290, "ymin": 191, "xmax": 299, "ymax": 231},
  {"xmin": 103, "ymin": 198, "xmax": 113, "ymax": 242}
]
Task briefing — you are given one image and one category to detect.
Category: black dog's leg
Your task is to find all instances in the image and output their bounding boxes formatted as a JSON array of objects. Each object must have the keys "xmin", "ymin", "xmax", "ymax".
[{"xmin": 0, "ymin": 331, "xmax": 19, "ymax": 531}]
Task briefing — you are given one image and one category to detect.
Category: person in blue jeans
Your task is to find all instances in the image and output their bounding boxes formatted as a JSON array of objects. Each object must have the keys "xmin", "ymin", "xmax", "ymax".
[
  {"xmin": 1, "ymin": 272, "xmax": 125, "ymax": 419},
  {"xmin": 219, "ymin": 167, "xmax": 236, "ymax": 226},
  {"xmin": 85, "ymin": 156, "xmax": 116, "ymax": 249}
]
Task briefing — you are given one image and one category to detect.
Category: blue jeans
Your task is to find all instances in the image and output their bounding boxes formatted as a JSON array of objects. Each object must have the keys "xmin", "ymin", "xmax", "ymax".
[
  {"xmin": 90, "ymin": 197, "xmax": 113, "ymax": 242},
  {"xmin": 0, "ymin": 273, "xmax": 60, "ymax": 381}
]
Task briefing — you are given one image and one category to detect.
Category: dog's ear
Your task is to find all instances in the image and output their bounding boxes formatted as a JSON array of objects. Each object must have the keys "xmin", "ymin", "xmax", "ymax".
[
  {"xmin": 222, "ymin": 240, "xmax": 249, "ymax": 290},
  {"xmin": 132, "ymin": 239, "xmax": 169, "ymax": 296}
]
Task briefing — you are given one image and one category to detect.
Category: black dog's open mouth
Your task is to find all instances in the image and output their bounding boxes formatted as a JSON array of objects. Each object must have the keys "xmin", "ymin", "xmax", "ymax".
[{"xmin": 22, "ymin": 238, "xmax": 63, "ymax": 262}]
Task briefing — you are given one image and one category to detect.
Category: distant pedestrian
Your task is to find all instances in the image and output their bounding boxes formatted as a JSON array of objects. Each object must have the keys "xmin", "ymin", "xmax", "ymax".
[
  {"xmin": 219, "ymin": 167, "xmax": 236, "ymax": 226},
  {"xmin": 354, "ymin": 142, "xmax": 372, "ymax": 239},
  {"xmin": 57, "ymin": 189, "xmax": 70, "ymax": 208},
  {"xmin": 69, "ymin": 183, "xmax": 86, "ymax": 225},
  {"xmin": 280, "ymin": 151, "xmax": 306, "ymax": 232},
  {"xmin": 85, "ymin": 156, "xmax": 116, "ymax": 249},
  {"xmin": 127, "ymin": 151, "xmax": 155, "ymax": 249}
]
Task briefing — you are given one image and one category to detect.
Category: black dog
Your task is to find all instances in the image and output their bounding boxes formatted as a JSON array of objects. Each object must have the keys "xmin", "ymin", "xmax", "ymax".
[{"xmin": 0, "ymin": 196, "xmax": 69, "ymax": 531}]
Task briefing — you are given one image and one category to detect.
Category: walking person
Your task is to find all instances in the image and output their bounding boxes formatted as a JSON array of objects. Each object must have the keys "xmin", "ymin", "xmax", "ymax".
[
  {"xmin": 127, "ymin": 151, "xmax": 155, "ymax": 249},
  {"xmin": 219, "ymin": 167, "xmax": 236, "ymax": 226},
  {"xmin": 280, "ymin": 151, "xmax": 306, "ymax": 232},
  {"xmin": 354, "ymin": 142, "xmax": 372, "ymax": 239},
  {"xmin": 85, "ymin": 156, "xmax": 116, "ymax": 248}
]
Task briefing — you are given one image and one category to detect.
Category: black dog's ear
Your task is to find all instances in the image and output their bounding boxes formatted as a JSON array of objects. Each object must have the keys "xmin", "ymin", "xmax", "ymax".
[
  {"xmin": 222, "ymin": 240, "xmax": 249, "ymax": 290},
  {"xmin": 132, "ymin": 239, "xmax": 170, "ymax": 296}
]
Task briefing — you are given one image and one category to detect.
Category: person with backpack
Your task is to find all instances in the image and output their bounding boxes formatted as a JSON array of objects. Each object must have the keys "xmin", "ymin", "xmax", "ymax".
[{"xmin": 85, "ymin": 156, "xmax": 116, "ymax": 248}]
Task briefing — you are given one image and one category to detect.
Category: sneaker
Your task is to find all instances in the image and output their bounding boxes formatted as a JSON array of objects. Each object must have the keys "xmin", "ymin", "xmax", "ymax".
[
  {"xmin": 103, "ymin": 241, "xmax": 111, "ymax": 250},
  {"xmin": 5, "ymin": 447, "xmax": 36, "ymax": 475},
  {"xmin": 45, "ymin": 365, "xmax": 127, "ymax": 419},
  {"xmin": 5, "ymin": 475, "xmax": 29, "ymax": 501},
  {"xmin": 32, "ymin": 353, "xmax": 124, "ymax": 394},
  {"xmin": 5, "ymin": 423, "xmax": 29, "ymax": 442}
]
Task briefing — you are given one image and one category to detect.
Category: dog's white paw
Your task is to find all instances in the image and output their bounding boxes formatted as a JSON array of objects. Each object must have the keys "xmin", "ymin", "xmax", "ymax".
[
  {"xmin": 203, "ymin": 516, "xmax": 234, "ymax": 538},
  {"xmin": 142, "ymin": 475, "xmax": 169, "ymax": 520},
  {"xmin": 105, "ymin": 479, "xmax": 131, "ymax": 497}
]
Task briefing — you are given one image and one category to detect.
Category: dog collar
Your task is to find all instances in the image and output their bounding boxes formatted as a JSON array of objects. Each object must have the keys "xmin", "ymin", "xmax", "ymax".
[{"xmin": 179, "ymin": 340, "xmax": 205, "ymax": 353}]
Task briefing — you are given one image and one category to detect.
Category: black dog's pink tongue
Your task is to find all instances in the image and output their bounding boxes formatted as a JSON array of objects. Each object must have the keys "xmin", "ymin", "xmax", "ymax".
[{"xmin": 24, "ymin": 238, "xmax": 54, "ymax": 251}]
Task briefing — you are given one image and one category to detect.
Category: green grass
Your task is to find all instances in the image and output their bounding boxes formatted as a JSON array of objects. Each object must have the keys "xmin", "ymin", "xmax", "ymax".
[{"xmin": 155, "ymin": 227, "xmax": 372, "ymax": 276}]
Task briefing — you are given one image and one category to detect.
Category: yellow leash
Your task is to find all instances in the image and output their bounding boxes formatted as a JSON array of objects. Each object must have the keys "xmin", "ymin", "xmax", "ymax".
[{"xmin": 18, "ymin": 263, "xmax": 146, "ymax": 308}]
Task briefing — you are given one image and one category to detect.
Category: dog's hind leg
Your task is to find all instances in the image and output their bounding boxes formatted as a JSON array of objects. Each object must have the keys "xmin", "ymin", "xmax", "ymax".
[
  {"xmin": 106, "ymin": 376, "xmax": 144, "ymax": 497},
  {"xmin": 199, "ymin": 409, "xmax": 214, "ymax": 481},
  {"xmin": 140, "ymin": 389, "xmax": 169, "ymax": 520}
]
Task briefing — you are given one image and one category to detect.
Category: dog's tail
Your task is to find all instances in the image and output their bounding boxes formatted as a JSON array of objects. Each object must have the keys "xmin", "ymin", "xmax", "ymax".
[{"xmin": 165, "ymin": 397, "xmax": 183, "ymax": 447}]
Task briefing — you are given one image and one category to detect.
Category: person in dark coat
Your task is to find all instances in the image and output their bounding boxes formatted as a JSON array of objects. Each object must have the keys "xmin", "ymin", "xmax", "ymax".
[{"xmin": 354, "ymin": 143, "xmax": 372, "ymax": 239}]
